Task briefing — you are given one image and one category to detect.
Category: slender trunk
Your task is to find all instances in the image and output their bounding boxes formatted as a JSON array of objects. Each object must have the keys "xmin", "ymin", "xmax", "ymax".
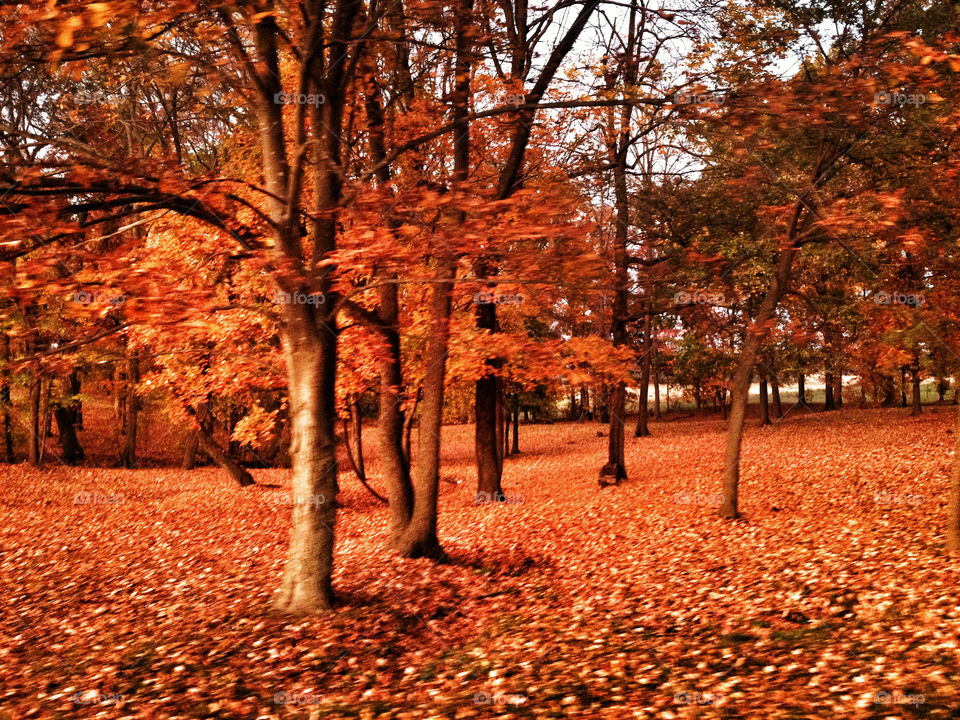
[
  {"xmin": 770, "ymin": 368, "xmax": 782, "ymax": 418},
  {"xmin": 796, "ymin": 373, "xmax": 807, "ymax": 408},
  {"xmin": 834, "ymin": 372, "xmax": 843, "ymax": 408},
  {"xmin": 946, "ymin": 402, "xmax": 960, "ymax": 553},
  {"xmin": 719, "ymin": 240, "xmax": 797, "ymax": 519},
  {"xmin": 511, "ymin": 406, "xmax": 520, "ymax": 455},
  {"xmin": 759, "ymin": 375, "xmax": 770, "ymax": 426},
  {"xmin": 0, "ymin": 333, "xmax": 12, "ymax": 462},
  {"xmin": 497, "ymin": 381, "xmax": 506, "ymax": 463},
  {"xmin": 394, "ymin": 258, "xmax": 453, "ymax": 559},
  {"xmin": 195, "ymin": 421, "xmax": 255, "ymax": 487},
  {"xmin": 120, "ymin": 349, "xmax": 139, "ymax": 468},
  {"xmin": 38, "ymin": 379, "xmax": 51, "ymax": 464},
  {"xmin": 28, "ymin": 375, "xmax": 41, "ymax": 466},
  {"xmin": 634, "ymin": 312, "xmax": 652, "ymax": 437},
  {"xmin": 900, "ymin": 369, "xmax": 908, "ymax": 408},
  {"xmin": 653, "ymin": 371, "xmax": 661, "ymax": 419},
  {"xmin": 181, "ymin": 432, "xmax": 200, "ymax": 469}
]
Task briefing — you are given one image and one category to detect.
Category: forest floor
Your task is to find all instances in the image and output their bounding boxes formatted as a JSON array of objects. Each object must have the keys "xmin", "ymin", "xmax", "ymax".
[{"xmin": 1, "ymin": 406, "xmax": 959, "ymax": 719}]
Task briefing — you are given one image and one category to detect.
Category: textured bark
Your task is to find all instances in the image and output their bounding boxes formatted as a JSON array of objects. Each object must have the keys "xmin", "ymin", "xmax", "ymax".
[
  {"xmin": 194, "ymin": 421, "xmax": 255, "ymax": 487},
  {"xmin": 27, "ymin": 376, "xmax": 41, "ymax": 466},
  {"xmin": 796, "ymin": 373, "xmax": 808, "ymax": 408},
  {"xmin": 719, "ymin": 235, "xmax": 799, "ymax": 519},
  {"xmin": 834, "ymin": 372, "xmax": 843, "ymax": 408},
  {"xmin": 0, "ymin": 333, "xmax": 12, "ymax": 462},
  {"xmin": 393, "ymin": 258, "xmax": 453, "ymax": 559},
  {"xmin": 770, "ymin": 368, "xmax": 782, "ymax": 418},
  {"xmin": 947, "ymin": 403, "xmax": 960, "ymax": 553},
  {"xmin": 824, "ymin": 370, "xmax": 835, "ymax": 411}
]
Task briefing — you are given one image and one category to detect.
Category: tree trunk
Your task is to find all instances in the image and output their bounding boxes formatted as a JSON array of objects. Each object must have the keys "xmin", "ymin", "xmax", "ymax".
[
  {"xmin": 770, "ymin": 367, "xmax": 782, "ymax": 418},
  {"xmin": 824, "ymin": 370, "xmax": 835, "ymax": 411},
  {"xmin": 0, "ymin": 333, "xmax": 12, "ymax": 462},
  {"xmin": 834, "ymin": 372, "xmax": 843, "ymax": 408},
  {"xmin": 634, "ymin": 312, "xmax": 652, "ymax": 437},
  {"xmin": 28, "ymin": 375, "xmax": 41, "ymax": 466},
  {"xmin": 946, "ymin": 402, "xmax": 960, "ymax": 553},
  {"xmin": 900, "ymin": 369, "xmax": 908, "ymax": 407},
  {"xmin": 910, "ymin": 366, "xmax": 922, "ymax": 416},
  {"xmin": 653, "ymin": 371, "xmax": 661, "ymax": 419},
  {"xmin": 402, "ymin": 388, "xmax": 419, "ymax": 466},
  {"xmin": 181, "ymin": 432, "xmax": 200, "ymax": 470},
  {"xmin": 759, "ymin": 375, "xmax": 770, "ymax": 426},
  {"xmin": 272, "ymin": 323, "xmax": 339, "ymax": 614},
  {"xmin": 393, "ymin": 258, "xmax": 453, "ymax": 559},
  {"xmin": 53, "ymin": 403, "xmax": 84, "ymax": 465},
  {"xmin": 796, "ymin": 373, "xmax": 808, "ymax": 408},
  {"xmin": 119, "ymin": 348, "xmax": 139, "ymax": 468},
  {"xmin": 719, "ymin": 239, "xmax": 797, "ymax": 519},
  {"xmin": 511, "ymin": 406, "xmax": 519, "ymax": 455}
]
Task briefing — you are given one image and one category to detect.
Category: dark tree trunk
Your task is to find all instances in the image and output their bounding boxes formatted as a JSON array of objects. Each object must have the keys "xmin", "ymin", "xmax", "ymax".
[
  {"xmin": 119, "ymin": 349, "xmax": 139, "ymax": 468},
  {"xmin": 0, "ymin": 333, "xmax": 13, "ymax": 462},
  {"xmin": 511, "ymin": 406, "xmax": 519, "ymax": 455},
  {"xmin": 834, "ymin": 372, "xmax": 842, "ymax": 408},
  {"xmin": 770, "ymin": 368, "xmax": 782, "ymax": 418},
  {"xmin": 910, "ymin": 367, "xmax": 922, "ymax": 416},
  {"xmin": 759, "ymin": 375, "xmax": 770, "ymax": 426},
  {"xmin": 68, "ymin": 369, "xmax": 82, "ymax": 431},
  {"xmin": 579, "ymin": 385, "xmax": 589, "ymax": 421},
  {"xmin": 181, "ymin": 432, "xmax": 200, "ymax": 470},
  {"xmin": 634, "ymin": 312, "xmax": 652, "ymax": 437},
  {"xmin": 53, "ymin": 404, "xmax": 84, "ymax": 465},
  {"xmin": 28, "ymin": 376, "xmax": 41, "ymax": 466},
  {"xmin": 796, "ymin": 373, "xmax": 808, "ymax": 408},
  {"xmin": 900, "ymin": 369, "xmax": 908, "ymax": 407},
  {"xmin": 824, "ymin": 370, "xmax": 835, "ymax": 411},
  {"xmin": 719, "ymin": 389, "xmax": 728, "ymax": 420}
]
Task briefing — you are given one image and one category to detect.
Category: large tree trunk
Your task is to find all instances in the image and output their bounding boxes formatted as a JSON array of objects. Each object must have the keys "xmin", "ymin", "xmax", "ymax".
[
  {"xmin": 719, "ymin": 240, "xmax": 798, "ymax": 519},
  {"xmin": 53, "ymin": 401, "xmax": 84, "ymax": 465},
  {"xmin": 947, "ymin": 402, "xmax": 960, "ymax": 553},
  {"xmin": 475, "ymin": 360, "xmax": 503, "ymax": 497},
  {"xmin": 834, "ymin": 371, "xmax": 842, "ymax": 408},
  {"xmin": 273, "ymin": 323, "xmax": 339, "ymax": 614}
]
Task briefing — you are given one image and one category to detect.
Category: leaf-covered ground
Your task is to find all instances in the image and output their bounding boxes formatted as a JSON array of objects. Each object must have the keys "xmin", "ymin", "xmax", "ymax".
[{"xmin": 2, "ymin": 407, "xmax": 959, "ymax": 719}]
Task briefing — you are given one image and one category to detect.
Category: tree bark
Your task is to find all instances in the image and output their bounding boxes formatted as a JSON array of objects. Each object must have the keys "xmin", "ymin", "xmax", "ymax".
[
  {"xmin": 796, "ymin": 372, "xmax": 808, "ymax": 408},
  {"xmin": 194, "ymin": 420, "xmax": 255, "ymax": 487},
  {"xmin": 634, "ymin": 312, "xmax": 652, "ymax": 437},
  {"xmin": 28, "ymin": 375, "xmax": 41, "ymax": 466},
  {"xmin": 770, "ymin": 365, "xmax": 783, "ymax": 418},
  {"xmin": 759, "ymin": 374, "xmax": 770, "ymax": 426},
  {"xmin": 910, "ymin": 366, "xmax": 922, "ymax": 416},
  {"xmin": 653, "ymin": 371, "xmax": 661, "ymax": 420},
  {"xmin": 946, "ymin": 402, "xmax": 960, "ymax": 553},
  {"xmin": 511, "ymin": 405, "xmax": 520, "ymax": 455},
  {"xmin": 824, "ymin": 370, "xmax": 835, "ymax": 411},
  {"xmin": 0, "ymin": 333, "xmax": 13, "ymax": 462},
  {"xmin": 719, "ymin": 235, "xmax": 799, "ymax": 519},
  {"xmin": 119, "ymin": 348, "xmax": 139, "ymax": 468}
]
